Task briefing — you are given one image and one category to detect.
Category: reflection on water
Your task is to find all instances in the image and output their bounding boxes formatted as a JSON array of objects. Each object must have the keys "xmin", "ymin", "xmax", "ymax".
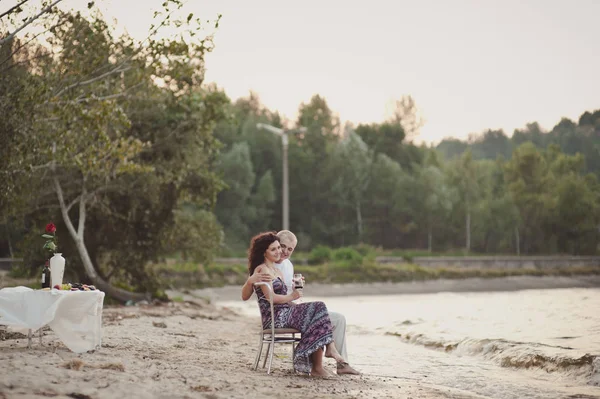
[{"xmin": 220, "ymin": 287, "xmax": 600, "ymax": 399}]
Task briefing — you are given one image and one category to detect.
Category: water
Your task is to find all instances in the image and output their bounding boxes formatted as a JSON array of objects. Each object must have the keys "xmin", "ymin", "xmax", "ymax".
[{"xmin": 220, "ymin": 287, "xmax": 600, "ymax": 399}]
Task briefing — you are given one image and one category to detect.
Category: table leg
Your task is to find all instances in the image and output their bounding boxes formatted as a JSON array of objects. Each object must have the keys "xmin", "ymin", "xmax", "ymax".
[{"xmin": 28, "ymin": 329, "xmax": 32, "ymax": 348}]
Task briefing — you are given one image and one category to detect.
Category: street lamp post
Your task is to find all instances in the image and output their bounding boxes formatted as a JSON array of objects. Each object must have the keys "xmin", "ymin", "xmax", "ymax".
[{"xmin": 256, "ymin": 123, "xmax": 306, "ymax": 231}]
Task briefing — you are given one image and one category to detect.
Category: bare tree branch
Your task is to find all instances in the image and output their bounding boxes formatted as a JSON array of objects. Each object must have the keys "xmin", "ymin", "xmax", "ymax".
[
  {"xmin": 77, "ymin": 178, "xmax": 86, "ymax": 238},
  {"xmin": 0, "ymin": 0, "xmax": 64, "ymax": 46},
  {"xmin": 0, "ymin": 161, "xmax": 53, "ymax": 175},
  {"xmin": 0, "ymin": 0, "xmax": 31, "ymax": 20},
  {"xmin": 66, "ymin": 195, "xmax": 81, "ymax": 212},
  {"xmin": 53, "ymin": 65, "xmax": 130, "ymax": 97},
  {"xmin": 50, "ymin": 82, "xmax": 143, "ymax": 105},
  {"xmin": 53, "ymin": 175, "xmax": 78, "ymax": 239},
  {"xmin": 0, "ymin": 16, "xmax": 64, "ymax": 71},
  {"xmin": 0, "ymin": 49, "xmax": 52, "ymax": 73}
]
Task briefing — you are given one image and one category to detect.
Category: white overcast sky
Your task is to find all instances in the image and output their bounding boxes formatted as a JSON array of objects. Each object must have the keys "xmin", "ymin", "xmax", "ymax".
[{"xmin": 5, "ymin": 0, "xmax": 600, "ymax": 143}]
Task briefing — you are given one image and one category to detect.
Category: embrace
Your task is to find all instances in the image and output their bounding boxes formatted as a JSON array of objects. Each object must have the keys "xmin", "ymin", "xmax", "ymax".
[{"xmin": 241, "ymin": 230, "xmax": 360, "ymax": 377}]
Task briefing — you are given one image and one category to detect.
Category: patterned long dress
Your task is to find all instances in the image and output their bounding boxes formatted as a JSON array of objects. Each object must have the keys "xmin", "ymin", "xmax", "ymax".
[{"xmin": 255, "ymin": 277, "xmax": 334, "ymax": 373}]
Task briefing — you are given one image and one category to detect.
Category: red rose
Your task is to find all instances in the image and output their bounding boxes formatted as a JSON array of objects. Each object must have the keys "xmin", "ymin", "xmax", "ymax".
[{"xmin": 45, "ymin": 223, "xmax": 56, "ymax": 234}]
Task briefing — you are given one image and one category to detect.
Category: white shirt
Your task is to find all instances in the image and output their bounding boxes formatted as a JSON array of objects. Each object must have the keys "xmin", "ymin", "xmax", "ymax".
[{"xmin": 275, "ymin": 259, "xmax": 294, "ymax": 293}]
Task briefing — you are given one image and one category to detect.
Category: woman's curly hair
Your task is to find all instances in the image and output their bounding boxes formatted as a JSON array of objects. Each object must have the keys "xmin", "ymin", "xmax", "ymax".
[{"xmin": 247, "ymin": 231, "xmax": 280, "ymax": 275}]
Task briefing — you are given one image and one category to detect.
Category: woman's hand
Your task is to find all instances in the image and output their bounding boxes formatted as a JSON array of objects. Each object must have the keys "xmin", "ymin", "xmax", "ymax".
[{"xmin": 289, "ymin": 287, "xmax": 303, "ymax": 301}]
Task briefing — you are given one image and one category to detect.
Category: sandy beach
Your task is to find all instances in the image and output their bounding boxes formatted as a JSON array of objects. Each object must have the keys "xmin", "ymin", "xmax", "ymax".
[
  {"xmin": 2, "ymin": 275, "xmax": 599, "ymax": 399},
  {"xmin": 0, "ymin": 297, "xmax": 486, "ymax": 399}
]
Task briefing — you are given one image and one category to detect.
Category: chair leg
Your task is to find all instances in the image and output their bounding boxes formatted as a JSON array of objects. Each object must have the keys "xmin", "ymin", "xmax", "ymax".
[
  {"xmin": 262, "ymin": 342, "xmax": 271, "ymax": 369},
  {"xmin": 266, "ymin": 338, "xmax": 275, "ymax": 374},
  {"xmin": 253, "ymin": 334, "xmax": 264, "ymax": 371},
  {"xmin": 292, "ymin": 333, "xmax": 297, "ymax": 371}
]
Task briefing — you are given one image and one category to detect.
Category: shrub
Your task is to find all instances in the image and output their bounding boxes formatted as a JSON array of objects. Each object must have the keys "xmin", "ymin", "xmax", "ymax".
[
  {"xmin": 332, "ymin": 247, "xmax": 363, "ymax": 264},
  {"xmin": 308, "ymin": 245, "xmax": 332, "ymax": 265},
  {"xmin": 351, "ymin": 243, "xmax": 376, "ymax": 257}
]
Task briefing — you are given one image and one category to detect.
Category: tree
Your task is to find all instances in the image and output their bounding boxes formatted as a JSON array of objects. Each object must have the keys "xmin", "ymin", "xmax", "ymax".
[
  {"xmin": 288, "ymin": 94, "xmax": 339, "ymax": 242},
  {"xmin": 325, "ymin": 132, "xmax": 372, "ymax": 242},
  {"xmin": 546, "ymin": 146, "xmax": 600, "ymax": 254},
  {"xmin": 386, "ymin": 95, "xmax": 424, "ymax": 141},
  {"xmin": 0, "ymin": 0, "xmax": 67, "ymax": 48},
  {"xmin": 214, "ymin": 142, "xmax": 256, "ymax": 245},
  {"xmin": 471, "ymin": 129, "xmax": 512, "ymax": 160},
  {"xmin": 0, "ymin": 2, "xmax": 225, "ymax": 301},
  {"xmin": 416, "ymin": 164, "xmax": 452, "ymax": 252},
  {"xmin": 436, "ymin": 138, "xmax": 469, "ymax": 160},
  {"xmin": 511, "ymin": 122, "xmax": 547, "ymax": 148},
  {"xmin": 248, "ymin": 170, "xmax": 276, "ymax": 233},
  {"xmin": 363, "ymin": 154, "xmax": 413, "ymax": 248},
  {"xmin": 504, "ymin": 143, "xmax": 552, "ymax": 253},
  {"xmin": 447, "ymin": 150, "xmax": 480, "ymax": 252}
]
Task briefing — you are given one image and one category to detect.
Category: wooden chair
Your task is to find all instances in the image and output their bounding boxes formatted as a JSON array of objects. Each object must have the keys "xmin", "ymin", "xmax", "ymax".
[{"xmin": 252, "ymin": 282, "xmax": 301, "ymax": 374}]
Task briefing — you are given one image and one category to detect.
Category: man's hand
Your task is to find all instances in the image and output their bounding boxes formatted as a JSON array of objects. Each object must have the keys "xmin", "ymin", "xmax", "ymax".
[
  {"xmin": 248, "ymin": 271, "xmax": 272, "ymax": 285},
  {"xmin": 242, "ymin": 270, "xmax": 272, "ymax": 301}
]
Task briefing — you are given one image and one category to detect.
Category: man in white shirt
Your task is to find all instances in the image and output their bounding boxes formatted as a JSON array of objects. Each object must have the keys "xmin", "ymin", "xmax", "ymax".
[{"xmin": 241, "ymin": 230, "xmax": 359, "ymax": 375}]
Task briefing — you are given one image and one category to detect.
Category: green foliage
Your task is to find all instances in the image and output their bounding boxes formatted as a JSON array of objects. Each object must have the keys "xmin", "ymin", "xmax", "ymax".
[
  {"xmin": 351, "ymin": 243, "xmax": 377, "ymax": 257},
  {"xmin": 0, "ymin": 2, "xmax": 226, "ymax": 296},
  {"xmin": 154, "ymin": 261, "xmax": 247, "ymax": 288},
  {"xmin": 308, "ymin": 245, "xmax": 333, "ymax": 265},
  {"xmin": 3, "ymin": 0, "xmax": 600, "ymax": 292},
  {"xmin": 154, "ymin": 258, "xmax": 600, "ymax": 288},
  {"xmin": 331, "ymin": 247, "xmax": 363, "ymax": 265}
]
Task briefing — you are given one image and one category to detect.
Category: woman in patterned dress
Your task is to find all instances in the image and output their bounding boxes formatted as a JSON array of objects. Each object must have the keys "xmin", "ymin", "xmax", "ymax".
[{"xmin": 249, "ymin": 231, "xmax": 347, "ymax": 377}]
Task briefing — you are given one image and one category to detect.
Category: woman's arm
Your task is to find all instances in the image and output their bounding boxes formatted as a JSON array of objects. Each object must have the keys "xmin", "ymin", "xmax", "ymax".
[
  {"xmin": 256, "ymin": 266, "xmax": 302, "ymax": 304},
  {"xmin": 260, "ymin": 284, "xmax": 301, "ymax": 304}
]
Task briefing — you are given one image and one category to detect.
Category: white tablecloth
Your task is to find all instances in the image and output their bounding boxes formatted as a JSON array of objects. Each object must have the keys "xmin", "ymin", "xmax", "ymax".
[{"xmin": 0, "ymin": 286, "xmax": 105, "ymax": 353}]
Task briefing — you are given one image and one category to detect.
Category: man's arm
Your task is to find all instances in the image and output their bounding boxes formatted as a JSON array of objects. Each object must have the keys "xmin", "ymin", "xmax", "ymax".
[{"xmin": 241, "ymin": 270, "xmax": 272, "ymax": 301}]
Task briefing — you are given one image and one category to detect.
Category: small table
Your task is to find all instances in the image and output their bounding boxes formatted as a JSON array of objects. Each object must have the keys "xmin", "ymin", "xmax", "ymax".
[{"xmin": 0, "ymin": 286, "xmax": 105, "ymax": 353}]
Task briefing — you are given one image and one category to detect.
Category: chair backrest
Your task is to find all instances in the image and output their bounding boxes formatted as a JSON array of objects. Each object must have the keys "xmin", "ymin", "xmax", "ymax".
[{"xmin": 254, "ymin": 282, "xmax": 276, "ymax": 336}]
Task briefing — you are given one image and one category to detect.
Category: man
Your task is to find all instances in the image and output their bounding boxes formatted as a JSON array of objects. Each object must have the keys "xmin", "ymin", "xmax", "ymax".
[{"xmin": 241, "ymin": 230, "xmax": 359, "ymax": 375}]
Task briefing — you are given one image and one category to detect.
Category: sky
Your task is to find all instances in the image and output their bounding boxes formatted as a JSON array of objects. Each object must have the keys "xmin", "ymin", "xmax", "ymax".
[{"xmin": 7, "ymin": 0, "xmax": 600, "ymax": 144}]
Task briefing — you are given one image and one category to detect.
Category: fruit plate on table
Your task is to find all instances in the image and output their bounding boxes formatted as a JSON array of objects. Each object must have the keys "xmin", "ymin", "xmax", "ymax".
[{"xmin": 40, "ymin": 283, "xmax": 98, "ymax": 291}]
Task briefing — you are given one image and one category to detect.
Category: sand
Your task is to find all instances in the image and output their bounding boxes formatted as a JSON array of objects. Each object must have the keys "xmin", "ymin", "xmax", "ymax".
[
  {"xmin": 0, "ymin": 298, "xmax": 485, "ymax": 399},
  {"xmin": 2, "ymin": 275, "xmax": 599, "ymax": 399}
]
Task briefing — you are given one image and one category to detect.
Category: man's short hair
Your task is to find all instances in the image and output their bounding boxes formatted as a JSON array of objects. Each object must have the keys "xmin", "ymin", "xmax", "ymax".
[{"xmin": 277, "ymin": 230, "xmax": 297, "ymax": 243}]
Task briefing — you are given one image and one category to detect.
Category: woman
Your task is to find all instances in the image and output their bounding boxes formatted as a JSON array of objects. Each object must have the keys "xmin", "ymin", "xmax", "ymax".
[{"xmin": 248, "ymin": 231, "xmax": 346, "ymax": 377}]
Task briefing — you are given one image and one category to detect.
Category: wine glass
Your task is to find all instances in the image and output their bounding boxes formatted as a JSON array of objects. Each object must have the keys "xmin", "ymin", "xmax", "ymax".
[
  {"xmin": 293, "ymin": 273, "xmax": 304, "ymax": 289},
  {"xmin": 293, "ymin": 273, "xmax": 304, "ymax": 303}
]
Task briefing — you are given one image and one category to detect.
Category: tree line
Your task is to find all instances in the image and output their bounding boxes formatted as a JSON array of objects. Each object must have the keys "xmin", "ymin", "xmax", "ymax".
[{"xmin": 212, "ymin": 95, "xmax": 600, "ymax": 257}]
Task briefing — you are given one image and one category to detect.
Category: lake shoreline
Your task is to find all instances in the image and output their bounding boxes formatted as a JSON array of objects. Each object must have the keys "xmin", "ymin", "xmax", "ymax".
[{"xmin": 173, "ymin": 275, "xmax": 600, "ymax": 303}]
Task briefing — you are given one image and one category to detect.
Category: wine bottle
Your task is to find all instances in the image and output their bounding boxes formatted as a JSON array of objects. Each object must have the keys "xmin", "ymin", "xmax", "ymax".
[{"xmin": 41, "ymin": 261, "xmax": 51, "ymax": 289}]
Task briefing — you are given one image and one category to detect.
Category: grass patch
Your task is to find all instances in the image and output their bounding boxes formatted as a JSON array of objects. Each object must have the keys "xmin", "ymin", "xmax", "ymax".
[
  {"xmin": 152, "ymin": 260, "xmax": 248, "ymax": 289},
  {"xmin": 153, "ymin": 258, "xmax": 600, "ymax": 289}
]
